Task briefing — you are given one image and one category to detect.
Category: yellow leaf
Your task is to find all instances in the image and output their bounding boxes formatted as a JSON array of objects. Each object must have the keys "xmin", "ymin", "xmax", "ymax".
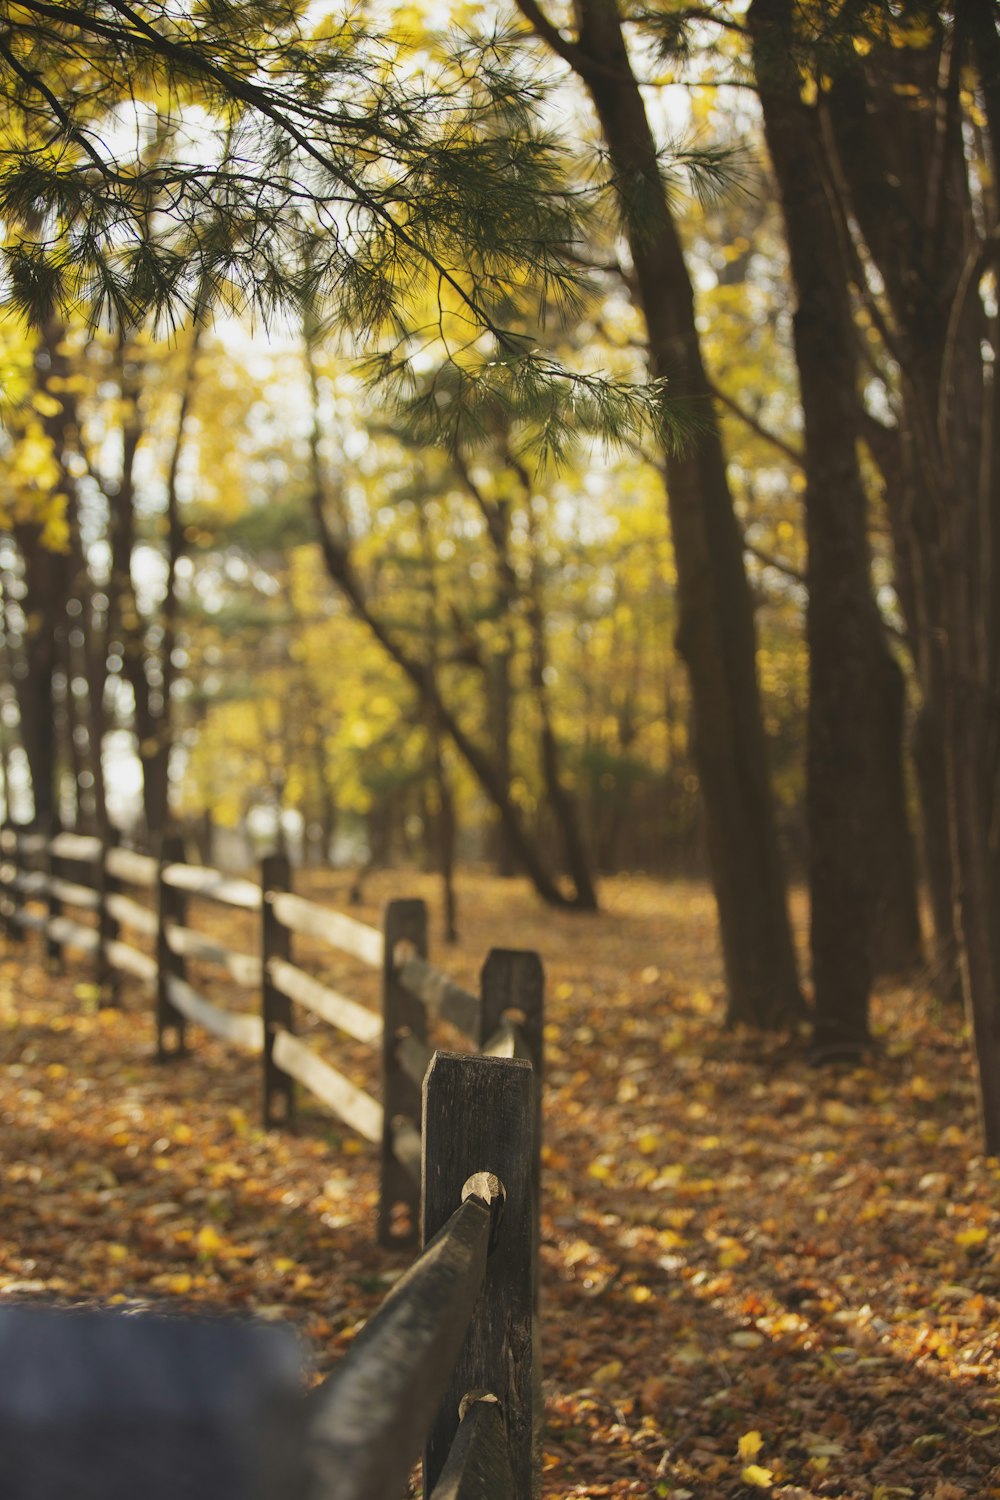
[
  {"xmin": 105, "ymin": 1243, "xmax": 128, "ymax": 1263},
  {"xmin": 636, "ymin": 1131, "xmax": 660, "ymax": 1155},
  {"xmin": 738, "ymin": 1431, "xmax": 763, "ymax": 1462},
  {"xmin": 741, "ymin": 1465, "xmax": 774, "ymax": 1489},
  {"xmin": 628, "ymin": 1284, "xmax": 654, "ymax": 1304},
  {"xmin": 164, "ymin": 1273, "xmax": 192, "ymax": 1294},
  {"xmin": 591, "ymin": 1359, "xmax": 623, "ymax": 1385},
  {"xmin": 196, "ymin": 1225, "xmax": 226, "ymax": 1257},
  {"xmin": 588, "ymin": 1158, "xmax": 613, "ymax": 1181},
  {"xmin": 173, "ymin": 1123, "xmax": 193, "ymax": 1144},
  {"xmin": 955, "ymin": 1227, "xmax": 988, "ymax": 1248}
]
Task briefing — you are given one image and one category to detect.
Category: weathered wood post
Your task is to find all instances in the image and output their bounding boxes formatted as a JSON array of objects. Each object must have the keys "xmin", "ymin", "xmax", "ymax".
[
  {"xmin": 479, "ymin": 948, "xmax": 545, "ymax": 1212},
  {"xmin": 43, "ymin": 813, "xmax": 63, "ymax": 971},
  {"xmin": 479, "ymin": 948, "xmax": 545, "ymax": 1485},
  {"xmin": 97, "ymin": 824, "xmax": 122, "ymax": 1008},
  {"xmin": 155, "ymin": 833, "xmax": 188, "ymax": 1059},
  {"xmin": 379, "ymin": 897, "xmax": 428, "ymax": 1248},
  {"xmin": 261, "ymin": 852, "xmax": 294, "ymax": 1129},
  {"xmin": 0, "ymin": 823, "xmax": 22, "ymax": 944},
  {"xmin": 422, "ymin": 1051, "xmax": 535, "ymax": 1500}
]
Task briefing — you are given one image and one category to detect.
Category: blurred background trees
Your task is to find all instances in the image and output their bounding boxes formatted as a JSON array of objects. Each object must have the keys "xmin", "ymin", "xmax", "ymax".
[{"xmin": 2, "ymin": 1, "xmax": 999, "ymax": 1140}]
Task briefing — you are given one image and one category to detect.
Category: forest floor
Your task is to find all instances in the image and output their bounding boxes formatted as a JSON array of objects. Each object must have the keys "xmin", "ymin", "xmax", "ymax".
[{"xmin": 1, "ymin": 868, "xmax": 998, "ymax": 1500}]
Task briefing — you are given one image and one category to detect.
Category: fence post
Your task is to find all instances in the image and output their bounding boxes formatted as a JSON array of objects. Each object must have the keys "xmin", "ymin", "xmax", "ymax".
[
  {"xmin": 479, "ymin": 950, "xmax": 544, "ymax": 1230},
  {"xmin": 422, "ymin": 1051, "xmax": 535, "ymax": 1500},
  {"xmin": 43, "ymin": 814, "xmax": 63, "ymax": 971},
  {"xmin": 97, "ymin": 824, "xmax": 121, "ymax": 1008},
  {"xmin": 0, "ymin": 823, "xmax": 22, "ymax": 944},
  {"xmin": 379, "ymin": 897, "xmax": 427, "ymax": 1248},
  {"xmin": 156, "ymin": 833, "xmax": 187, "ymax": 1060},
  {"xmin": 261, "ymin": 852, "xmax": 294, "ymax": 1129}
]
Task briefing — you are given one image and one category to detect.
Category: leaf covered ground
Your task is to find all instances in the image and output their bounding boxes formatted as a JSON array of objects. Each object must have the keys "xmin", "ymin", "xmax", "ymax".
[{"xmin": 1, "ymin": 870, "xmax": 999, "ymax": 1500}]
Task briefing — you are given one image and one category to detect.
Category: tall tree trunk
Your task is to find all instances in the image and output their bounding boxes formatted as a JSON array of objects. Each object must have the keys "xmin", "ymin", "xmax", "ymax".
[
  {"xmin": 518, "ymin": 0, "xmax": 802, "ymax": 1022},
  {"xmin": 820, "ymin": 6, "xmax": 1000, "ymax": 1141},
  {"xmin": 750, "ymin": 0, "xmax": 921, "ymax": 1051}
]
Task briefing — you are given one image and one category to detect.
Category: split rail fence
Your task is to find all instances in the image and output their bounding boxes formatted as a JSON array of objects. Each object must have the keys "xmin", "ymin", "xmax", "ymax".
[
  {"xmin": 0, "ymin": 822, "xmax": 543, "ymax": 1249},
  {"xmin": 1, "ymin": 1049, "xmax": 539, "ymax": 1499}
]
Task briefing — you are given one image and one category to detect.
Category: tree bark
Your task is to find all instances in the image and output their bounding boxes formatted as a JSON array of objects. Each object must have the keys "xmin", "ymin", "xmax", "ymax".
[
  {"xmin": 750, "ymin": 0, "xmax": 923, "ymax": 1051},
  {"xmin": 517, "ymin": 0, "xmax": 802, "ymax": 1021},
  {"xmin": 818, "ymin": 6, "xmax": 1000, "ymax": 1141}
]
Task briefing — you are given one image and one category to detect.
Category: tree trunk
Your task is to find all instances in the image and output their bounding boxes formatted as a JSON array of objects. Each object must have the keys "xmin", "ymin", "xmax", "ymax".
[
  {"xmin": 751, "ymin": 0, "xmax": 922, "ymax": 1051},
  {"xmin": 820, "ymin": 6, "xmax": 1000, "ymax": 1140},
  {"xmin": 522, "ymin": 0, "xmax": 802, "ymax": 1020}
]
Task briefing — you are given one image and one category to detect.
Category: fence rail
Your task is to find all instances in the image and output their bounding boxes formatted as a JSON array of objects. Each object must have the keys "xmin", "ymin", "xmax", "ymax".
[
  {"xmin": 0, "ymin": 1050, "xmax": 538, "ymax": 1500},
  {"xmin": 0, "ymin": 822, "xmax": 544, "ymax": 1249}
]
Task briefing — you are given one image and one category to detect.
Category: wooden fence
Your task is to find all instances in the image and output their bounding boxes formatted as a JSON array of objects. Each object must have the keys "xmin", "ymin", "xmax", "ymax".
[
  {"xmin": 0, "ymin": 822, "xmax": 544, "ymax": 1249},
  {"xmin": 1, "ymin": 1049, "xmax": 538, "ymax": 1500}
]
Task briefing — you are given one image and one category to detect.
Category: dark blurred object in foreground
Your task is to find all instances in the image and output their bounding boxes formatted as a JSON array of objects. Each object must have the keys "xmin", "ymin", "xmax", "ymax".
[{"xmin": 0, "ymin": 1305, "xmax": 307, "ymax": 1500}]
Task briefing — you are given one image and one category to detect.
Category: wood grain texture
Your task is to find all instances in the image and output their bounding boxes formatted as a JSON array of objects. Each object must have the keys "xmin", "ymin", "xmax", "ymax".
[
  {"xmin": 306, "ymin": 1195, "xmax": 491, "ymax": 1500},
  {"xmin": 428, "ymin": 1397, "xmax": 514, "ymax": 1500},
  {"xmin": 422, "ymin": 1051, "xmax": 535, "ymax": 1500}
]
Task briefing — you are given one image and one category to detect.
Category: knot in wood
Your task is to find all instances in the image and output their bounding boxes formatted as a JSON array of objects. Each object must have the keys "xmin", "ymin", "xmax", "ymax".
[{"xmin": 461, "ymin": 1172, "xmax": 506, "ymax": 1252}]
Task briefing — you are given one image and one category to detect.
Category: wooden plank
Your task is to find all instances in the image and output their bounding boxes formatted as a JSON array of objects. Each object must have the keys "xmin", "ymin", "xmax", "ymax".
[
  {"xmin": 105, "ymin": 891, "xmax": 158, "ymax": 936},
  {"xmin": 429, "ymin": 1397, "xmax": 515, "ymax": 1500},
  {"xmin": 161, "ymin": 861, "xmax": 261, "ymax": 911},
  {"xmin": 307, "ymin": 1194, "xmax": 492, "ymax": 1500},
  {"xmin": 482, "ymin": 1019, "xmax": 519, "ymax": 1058},
  {"xmin": 163, "ymin": 921, "xmax": 258, "ymax": 988},
  {"xmin": 13, "ymin": 909, "xmax": 46, "ymax": 932},
  {"xmin": 48, "ymin": 875, "xmax": 99, "ymax": 910},
  {"xmin": 46, "ymin": 915, "xmax": 99, "ymax": 953},
  {"xmin": 397, "ymin": 955, "xmax": 480, "ymax": 1038},
  {"xmin": 164, "ymin": 973, "xmax": 264, "ymax": 1052},
  {"xmin": 380, "ymin": 900, "xmax": 427, "ymax": 1248},
  {"xmin": 267, "ymin": 957, "xmax": 382, "ymax": 1045},
  {"xmin": 270, "ymin": 891, "xmax": 383, "ymax": 967},
  {"xmin": 106, "ymin": 939, "xmax": 157, "ymax": 983},
  {"xmin": 395, "ymin": 1029, "xmax": 433, "ymax": 1090},
  {"xmin": 422, "ymin": 1053, "xmax": 535, "ymax": 1500},
  {"xmin": 391, "ymin": 1116, "xmax": 422, "ymax": 1184},
  {"xmin": 105, "ymin": 846, "xmax": 157, "ymax": 887},
  {"xmin": 13, "ymin": 831, "xmax": 46, "ymax": 855},
  {"xmin": 270, "ymin": 1029, "xmax": 382, "ymax": 1143},
  {"xmin": 49, "ymin": 831, "xmax": 102, "ymax": 863}
]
